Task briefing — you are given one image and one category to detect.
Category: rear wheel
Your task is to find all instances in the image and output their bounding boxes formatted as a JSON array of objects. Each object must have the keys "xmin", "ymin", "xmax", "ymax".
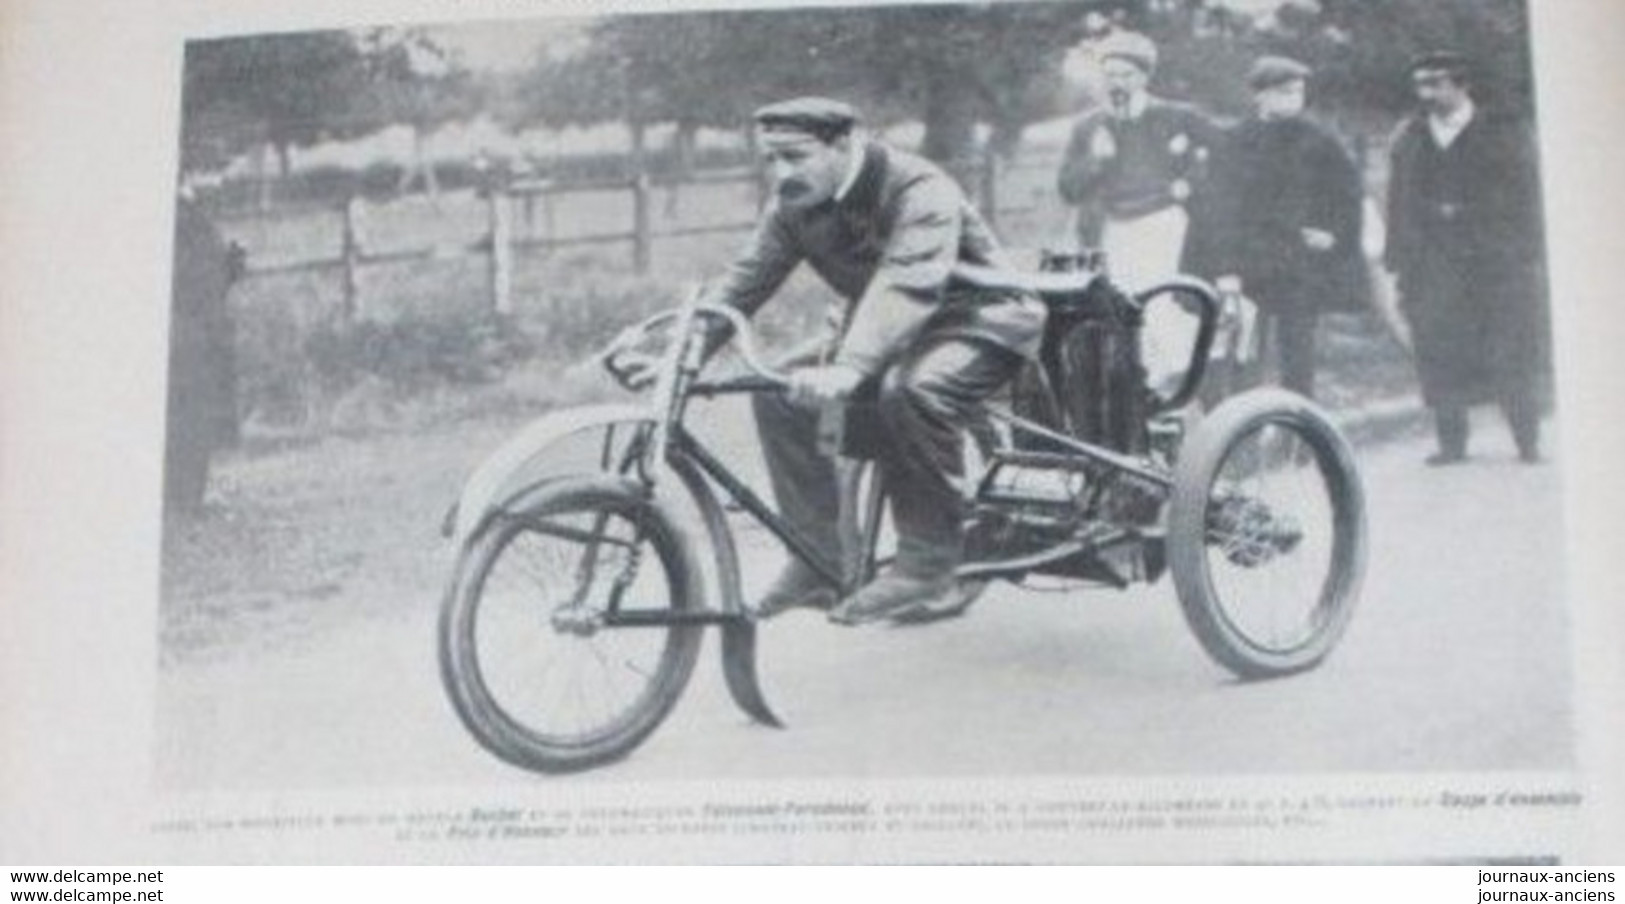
[
  {"xmin": 439, "ymin": 475, "xmax": 704, "ymax": 773},
  {"xmin": 1168, "ymin": 389, "xmax": 1367, "ymax": 678}
]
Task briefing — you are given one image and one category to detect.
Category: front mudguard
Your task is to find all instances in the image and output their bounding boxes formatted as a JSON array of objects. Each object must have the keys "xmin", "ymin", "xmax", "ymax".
[
  {"xmin": 446, "ymin": 403, "xmax": 653, "ymax": 548},
  {"xmin": 442, "ymin": 401, "xmax": 783, "ymax": 728}
]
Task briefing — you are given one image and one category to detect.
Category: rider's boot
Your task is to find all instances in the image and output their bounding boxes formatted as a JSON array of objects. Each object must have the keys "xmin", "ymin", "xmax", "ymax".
[
  {"xmin": 828, "ymin": 538, "xmax": 958, "ymax": 626},
  {"xmin": 754, "ymin": 560, "xmax": 838, "ymax": 619}
]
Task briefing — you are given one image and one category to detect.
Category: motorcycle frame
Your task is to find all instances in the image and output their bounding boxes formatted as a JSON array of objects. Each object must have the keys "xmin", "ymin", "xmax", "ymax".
[
  {"xmin": 446, "ymin": 277, "xmax": 1224, "ymax": 730},
  {"xmin": 644, "ymin": 276, "xmax": 1222, "ymax": 594}
]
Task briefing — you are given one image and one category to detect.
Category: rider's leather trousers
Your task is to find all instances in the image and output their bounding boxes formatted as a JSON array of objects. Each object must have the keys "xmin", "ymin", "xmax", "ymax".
[{"xmin": 753, "ymin": 337, "xmax": 1023, "ymax": 578}]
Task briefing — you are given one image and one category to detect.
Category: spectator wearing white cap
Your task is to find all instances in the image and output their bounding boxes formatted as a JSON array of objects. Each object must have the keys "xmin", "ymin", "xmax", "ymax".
[{"xmin": 1056, "ymin": 29, "xmax": 1220, "ymax": 391}]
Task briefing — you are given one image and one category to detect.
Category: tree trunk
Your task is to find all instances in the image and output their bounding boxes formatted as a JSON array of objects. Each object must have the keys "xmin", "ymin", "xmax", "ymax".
[
  {"xmin": 628, "ymin": 115, "xmax": 648, "ymax": 174},
  {"xmin": 417, "ymin": 128, "xmax": 441, "ymax": 209},
  {"xmin": 274, "ymin": 141, "xmax": 292, "ymax": 180},
  {"xmin": 403, "ymin": 126, "xmax": 448, "ymax": 208},
  {"xmin": 629, "ymin": 116, "xmax": 651, "ymax": 274},
  {"xmin": 918, "ymin": 67, "xmax": 981, "ymax": 194},
  {"xmin": 395, "ymin": 127, "xmax": 442, "ymax": 209},
  {"xmin": 747, "ymin": 128, "xmax": 769, "ymax": 211},
  {"xmin": 664, "ymin": 120, "xmax": 697, "ymax": 220},
  {"xmin": 256, "ymin": 141, "xmax": 275, "ymax": 213},
  {"xmin": 989, "ymin": 119, "xmax": 1026, "ymax": 162}
]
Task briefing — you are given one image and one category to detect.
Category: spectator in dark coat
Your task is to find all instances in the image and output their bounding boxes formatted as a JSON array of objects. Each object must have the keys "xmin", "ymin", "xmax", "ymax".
[
  {"xmin": 165, "ymin": 182, "xmax": 242, "ymax": 515},
  {"xmin": 1185, "ymin": 56, "xmax": 1368, "ymax": 400},
  {"xmin": 1385, "ymin": 52, "xmax": 1547, "ymax": 465}
]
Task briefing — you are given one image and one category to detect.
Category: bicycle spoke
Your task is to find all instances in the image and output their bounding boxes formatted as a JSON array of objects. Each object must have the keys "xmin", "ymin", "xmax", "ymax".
[
  {"xmin": 1203, "ymin": 419, "xmax": 1336, "ymax": 655},
  {"xmin": 467, "ymin": 501, "xmax": 682, "ymax": 747}
]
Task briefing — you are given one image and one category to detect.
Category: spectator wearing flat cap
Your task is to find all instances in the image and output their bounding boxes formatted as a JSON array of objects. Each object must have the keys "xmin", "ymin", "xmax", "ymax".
[
  {"xmin": 1384, "ymin": 52, "xmax": 1547, "ymax": 464},
  {"xmin": 1183, "ymin": 55, "xmax": 1368, "ymax": 401},
  {"xmin": 636, "ymin": 96, "xmax": 1046, "ymax": 624},
  {"xmin": 1056, "ymin": 29, "xmax": 1220, "ymax": 391}
]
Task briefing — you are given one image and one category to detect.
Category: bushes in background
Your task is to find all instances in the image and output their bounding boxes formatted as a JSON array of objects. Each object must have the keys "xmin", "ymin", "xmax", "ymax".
[{"xmin": 304, "ymin": 312, "xmax": 535, "ymax": 393}]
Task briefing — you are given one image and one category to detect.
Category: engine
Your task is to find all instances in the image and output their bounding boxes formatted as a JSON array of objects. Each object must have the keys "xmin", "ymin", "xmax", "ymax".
[
  {"xmin": 980, "ymin": 462, "xmax": 1087, "ymax": 511},
  {"xmin": 1011, "ymin": 251, "xmax": 1155, "ymax": 457}
]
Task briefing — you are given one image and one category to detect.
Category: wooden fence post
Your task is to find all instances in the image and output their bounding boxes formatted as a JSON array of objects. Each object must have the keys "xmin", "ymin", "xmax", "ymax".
[
  {"xmin": 488, "ymin": 190, "xmax": 513, "ymax": 315},
  {"xmin": 631, "ymin": 171, "xmax": 652, "ymax": 274},
  {"xmin": 978, "ymin": 148, "xmax": 999, "ymax": 229},
  {"xmin": 542, "ymin": 186, "xmax": 557, "ymax": 251},
  {"xmin": 754, "ymin": 162, "xmax": 771, "ymax": 212},
  {"xmin": 341, "ymin": 195, "xmax": 363, "ymax": 323}
]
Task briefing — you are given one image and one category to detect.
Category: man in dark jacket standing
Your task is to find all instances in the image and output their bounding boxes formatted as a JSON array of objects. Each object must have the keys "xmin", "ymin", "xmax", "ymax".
[
  {"xmin": 166, "ymin": 181, "xmax": 242, "ymax": 516},
  {"xmin": 684, "ymin": 98, "xmax": 1047, "ymax": 624},
  {"xmin": 1385, "ymin": 52, "xmax": 1546, "ymax": 464},
  {"xmin": 1185, "ymin": 56, "xmax": 1367, "ymax": 400}
]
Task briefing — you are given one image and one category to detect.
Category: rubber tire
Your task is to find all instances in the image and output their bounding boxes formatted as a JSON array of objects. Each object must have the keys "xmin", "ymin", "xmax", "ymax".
[
  {"xmin": 439, "ymin": 474, "xmax": 705, "ymax": 773},
  {"xmin": 1168, "ymin": 388, "xmax": 1367, "ymax": 679}
]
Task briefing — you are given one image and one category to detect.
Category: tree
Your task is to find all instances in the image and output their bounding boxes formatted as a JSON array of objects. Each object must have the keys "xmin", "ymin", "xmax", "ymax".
[
  {"xmin": 354, "ymin": 27, "xmax": 484, "ymax": 203},
  {"xmin": 1293, "ymin": 0, "xmax": 1536, "ymax": 118},
  {"xmin": 506, "ymin": 0, "xmax": 1537, "ymax": 195},
  {"xmin": 511, "ymin": 4, "xmax": 1094, "ymax": 191},
  {"xmin": 1084, "ymin": 0, "xmax": 1538, "ymax": 143},
  {"xmin": 182, "ymin": 31, "xmax": 370, "ymax": 182}
]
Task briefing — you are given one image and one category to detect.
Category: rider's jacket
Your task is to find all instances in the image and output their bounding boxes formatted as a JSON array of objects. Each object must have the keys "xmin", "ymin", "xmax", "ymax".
[{"xmin": 703, "ymin": 141, "xmax": 1047, "ymax": 376}]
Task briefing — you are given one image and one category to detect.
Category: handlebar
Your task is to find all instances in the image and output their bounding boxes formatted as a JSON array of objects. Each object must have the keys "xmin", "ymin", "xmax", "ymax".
[
  {"xmin": 598, "ymin": 300, "xmax": 796, "ymax": 392},
  {"xmin": 601, "ymin": 262, "xmax": 1109, "ymax": 391},
  {"xmin": 598, "ymin": 270, "xmax": 1223, "ymax": 414}
]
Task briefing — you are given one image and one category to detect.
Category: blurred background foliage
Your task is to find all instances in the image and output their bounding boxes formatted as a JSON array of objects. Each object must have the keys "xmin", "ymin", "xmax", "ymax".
[
  {"xmin": 177, "ymin": 0, "xmax": 1535, "ymax": 436},
  {"xmin": 180, "ymin": 0, "xmax": 1537, "ymax": 186}
]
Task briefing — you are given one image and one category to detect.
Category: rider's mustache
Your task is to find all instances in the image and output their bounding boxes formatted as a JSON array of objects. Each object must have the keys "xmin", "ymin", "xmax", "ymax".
[{"xmin": 777, "ymin": 179, "xmax": 813, "ymax": 200}]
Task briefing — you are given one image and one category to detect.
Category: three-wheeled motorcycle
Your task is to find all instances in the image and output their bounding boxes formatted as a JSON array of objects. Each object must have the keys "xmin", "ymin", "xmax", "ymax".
[{"xmin": 438, "ymin": 254, "xmax": 1367, "ymax": 773}]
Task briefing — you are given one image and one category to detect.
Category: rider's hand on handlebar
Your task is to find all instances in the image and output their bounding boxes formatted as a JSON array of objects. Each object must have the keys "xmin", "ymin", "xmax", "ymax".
[
  {"xmin": 788, "ymin": 364, "xmax": 865, "ymax": 407},
  {"xmin": 605, "ymin": 349, "xmax": 661, "ymax": 392}
]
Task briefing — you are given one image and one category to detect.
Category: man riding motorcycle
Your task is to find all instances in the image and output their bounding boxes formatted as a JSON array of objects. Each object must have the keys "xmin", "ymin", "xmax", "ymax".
[{"xmin": 628, "ymin": 97, "xmax": 1046, "ymax": 624}]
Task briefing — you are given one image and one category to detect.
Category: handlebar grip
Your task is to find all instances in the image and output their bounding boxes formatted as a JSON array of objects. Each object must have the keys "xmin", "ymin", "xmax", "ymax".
[
  {"xmin": 593, "ymin": 302, "xmax": 800, "ymax": 392},
  {"xmin": 602, "ymin": 349, "xmax": 659, "ymax": 391},
  {"xmin": 600, "ymin": 349, "xmax": 629, "ymax": 378}
]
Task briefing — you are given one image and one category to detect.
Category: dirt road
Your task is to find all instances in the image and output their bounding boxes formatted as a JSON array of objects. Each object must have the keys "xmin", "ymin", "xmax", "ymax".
[{"xmin": 154, "ymin": 401, "xmax": 1571, "ymax": 789}]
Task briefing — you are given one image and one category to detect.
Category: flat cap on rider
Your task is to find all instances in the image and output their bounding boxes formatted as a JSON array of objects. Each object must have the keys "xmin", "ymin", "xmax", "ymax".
[{"xmin": 753, "ymin": 97, "xmax": 861, "ymax": 143}]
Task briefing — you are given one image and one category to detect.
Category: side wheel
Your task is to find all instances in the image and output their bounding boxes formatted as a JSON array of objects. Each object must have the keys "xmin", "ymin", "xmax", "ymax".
[
  {"xmin": 439, "ymin": 474, "xmax": 704, "ymax": 773},
  {"xmin": 1168, "ymin": 389, "xmax": 1367, "ymax": 679}
]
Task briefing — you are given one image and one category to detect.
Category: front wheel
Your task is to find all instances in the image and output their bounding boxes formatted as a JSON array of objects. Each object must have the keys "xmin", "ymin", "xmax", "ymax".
[
  {"xmin": 1168, "ymin": 389, "xmax": 1367, "ymax": 679},
  {"xmin": 439, "ymin": 475, "xmax": 704, "ymax": 773}
]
